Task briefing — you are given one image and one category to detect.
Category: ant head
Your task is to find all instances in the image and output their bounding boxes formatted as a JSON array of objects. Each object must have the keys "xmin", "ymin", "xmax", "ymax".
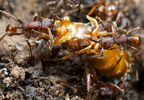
[
  {"xmin": 131, "ymin": 35, "xmax": 141, "ymax": 47},
  {"xmin": 105, "ymin": 1, "xmax": 118, "ymax": 17},
  {"xmin": 6, "ymin": 24, "xmax": 17, "ymax": 32}
]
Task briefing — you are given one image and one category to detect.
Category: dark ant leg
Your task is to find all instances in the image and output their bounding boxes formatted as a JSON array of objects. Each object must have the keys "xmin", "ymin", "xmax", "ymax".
[
  {"xmin": 7, "ymin": 30, "xmax": 26, "ymax": 36},
  {"xmin": 40, "ymin": 42, "xmax": 94, "ymax": 61},
  {"xmin": 112, "ymin": 21, "xmax": 118, "ymax": 33},
  {"xmin": 125, "ymin": 27, "xmax": 140, "ymax": 36},
  {"xmin": 88, "ymin": 0, "xmax": 104, "ymax": 16},
  {"xmin": 85, "ymin": 66, "xmax": 99, "ymax": 92},
  {"xmin": 40, "ymin": 51, "xmax": 74, "ymax": 61},
  {"xmin": 95, "ymin": 16, "xmax": 107, "ymax": 30},
  {"xmin": 31, "ymin": 29, "xmax": 50, "ymax": 39},
  {"xmin": 0, "ymin": 33, "xmax": 6, "ymax": 42},
  {"xmin": 0, "ymin": 10, "xmax": 23, "ymax": 24},
  {"xmin": 47, "ymin": 27, "xmax": 54, "ymax": 51},
  {"xmin": 53, "ymin": 14, "xmax": 63, "ymax": 23},
  {"xmin": 26, "ymin": 40, "xmax": 33, "ymax": 58},
  {"xmin": 107, "ymin": 82, "xmax": 124, "ymax": 93},
  {"xmin": 126, "ymin": 43, "xmax": 139, "ymax": 81},
  {"xmin": 0, "ymin": 30, "xmax": 26, "ymax": 42},
  {"xmin": 115, "ymin": 12, "xmax": 130, "ymax": 30},
  {"xmin": 115, "ymin": 12, "xmax": 124, "ymax": 24},
  {"xmin": 126, "ymin": 43, "xmax": 139, "ymax": 54}
]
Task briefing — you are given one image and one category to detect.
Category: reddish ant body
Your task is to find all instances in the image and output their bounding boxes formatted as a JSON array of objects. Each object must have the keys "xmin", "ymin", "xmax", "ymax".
[
  {"xmin": 89, "ymin": 26, "xmax": 141, "ymax": 55},
  {"xmin": 0, "ymin": 11, "xmax": 56, "ymax": 50}
]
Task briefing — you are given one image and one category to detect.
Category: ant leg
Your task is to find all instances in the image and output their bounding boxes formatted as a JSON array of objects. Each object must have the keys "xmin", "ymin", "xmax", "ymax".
[
  {"xmin": 107, "ymin": 82, "xmax": 124, "ymax": 93},
  {"xmin": 87, "ymin": 15, "xmax": 107, "ymax": 37},
  {"xmin": 115, "ymin": 12, "xmax": 130, "ymax": 30},
  {"xmin": 88, "ymin": 0, "xmax": 104, "ymax": 16},
  {"xmin": 47, "ymin": 27, "xmax": 54, "ymax": 51},
  {"xmin": 85, "ymin": 66, "xmax": 98, "ymax": 92},
  {"xmin": 125, "ymin": 27, "xmax": 140, "ymax": 36},
  {"xmin": 54, "ymin": 30, "xmax": 72, "ymax": 45},
  {"xmin": 112, "ymin": 21, "xmax": 118, "ymax": 33},
  {"xmin": 0, "ymin": 33, "xmax": 7, "ymax": 42},
  {"xmin": 31, "ymin": 29, "xmax": 50, "ymax": 39},
  {"xmin": 75, "ymin": 44, "xmax": 94, "ymax": 55},
  {"xmin": 53, "ymin": 14, "xmax": 63, "ymax": 23},
  {"xmin": 87, "ymin": 15, "xmax": 99, "ymax": 37},
  {"xmin": 0, "ymin": 10, "xmax": 23, "ymax": 24},
  {"xmin": 126, "ymin": 43, "xmax": 139, "ymax": 54},
  {"xmin": 40, "ymin": 43, "xmax": 93, "ymax": 61},
  {"xmin": 40, "ymin": 51, "xmax": 74, "ymax": 61},
  {"xmin": 7, "ymin": 30, "xmax": 26, "ymax": 36},
  {"xmin": 95, "ymin": 16, "xmax": 106, "ymax": 30},
  {"xmin": 88, "ymin": 48, "xmax": 104, "ymax": 58},
  {"xmin": 26, "ymin": 40, "xmax": 33, "ymax": 58},
  {"xmin": 0, "ymin": 30, "xmax": 26, "ymax": 42}
]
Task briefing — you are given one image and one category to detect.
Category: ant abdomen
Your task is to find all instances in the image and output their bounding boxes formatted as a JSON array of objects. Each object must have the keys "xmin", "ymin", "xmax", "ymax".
[
  {"xmin": 90, "ymin": 44, "xmax": 131, "ymax": 78},
  {"xmin": 131, "ymin": 36, "xmax": 141, "ymax": 47}
]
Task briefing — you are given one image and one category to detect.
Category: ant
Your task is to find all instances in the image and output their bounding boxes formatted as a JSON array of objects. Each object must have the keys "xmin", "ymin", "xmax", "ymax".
[
  {"xmin": 0, "ymin": 10, "xmax": 57, "ymax": 51},
  {"xmin": 88, "ymin": 25, "xmax": 141, "ymax": 59},
  {"xmin": 84, "ymin": 64, "xmax": 129, "ymax": 99},
  {"xmin": 90, "ymin": 0, "xmax": 130, "ymax": 30}
]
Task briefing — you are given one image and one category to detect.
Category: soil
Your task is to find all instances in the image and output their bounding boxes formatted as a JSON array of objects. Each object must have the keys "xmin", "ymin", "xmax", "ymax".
[{"xmin": 0, "ymin": 0, "xmax": 144, "ymax": 100}]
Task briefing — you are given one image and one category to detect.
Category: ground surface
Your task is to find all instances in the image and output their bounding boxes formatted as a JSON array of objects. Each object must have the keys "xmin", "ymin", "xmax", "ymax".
[{"xmin": 0, "ymin": 0, "xmax": 144, "ymax": 100}]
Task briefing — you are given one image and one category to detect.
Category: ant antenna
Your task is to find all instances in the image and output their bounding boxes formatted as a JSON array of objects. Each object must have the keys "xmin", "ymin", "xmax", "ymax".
[
  {"xmin": 0, "ymin": 10, "xmax": 23, "ymax": 24},
  {"xmin": 88, "ymin": 0, "xmax": 104, "ymax": 16}
]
